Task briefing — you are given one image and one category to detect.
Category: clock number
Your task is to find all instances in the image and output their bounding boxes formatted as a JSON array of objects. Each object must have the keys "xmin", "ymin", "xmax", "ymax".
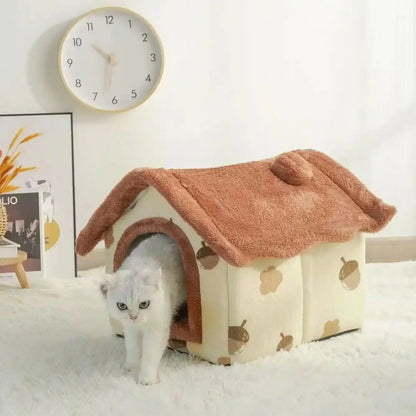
[
  {"xmin": 150, "ymin": 53, "xmax": 156, "ymax": 62},
  {"xmin": 92, "ymin": 92, "xmax": 98, "ymax": 101},
  {"xmin": 141, "ymin": 33, "xmax": 148, "ymax": 42},
  {"xmin": 112, "ymin": 96, "xmax": 118, "ymax": 105},
  {"xmin": 131, "ymin": 89, "xmax": 137, "ymax": 99},
  {"xmin": 105, "ymin": 15, "xmax": 114, "ymax": 24},
  {"xmin": 146, "ymin": 74, "xmax": 151, "ymax": 82},
  {"xmin": 72, "ymin": 37, "xmax": 82, "ymax": 47},
  {"xmin": 66, "ymin": 58, "xmax": 73, "ymax": 68},
  {"xmin": 86, "ymin": 22, "xmax": 94, "ymax": 31},
  {"xmin": 75, "ymin": 79, "xmax": 82, "ymax": 88},
  {"xmin": 128, "ymin": 19, "xmax": 132, "ymax": 28}
]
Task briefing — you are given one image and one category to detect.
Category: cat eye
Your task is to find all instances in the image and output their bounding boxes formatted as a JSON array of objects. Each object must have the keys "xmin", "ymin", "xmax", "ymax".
[
  {"xmin": 139, "ymin": 300, "xmax": 150, "ymax": 309},
  {"xmin": 116, "ymin": 302, "xmax": 127, "ymax": 311}
]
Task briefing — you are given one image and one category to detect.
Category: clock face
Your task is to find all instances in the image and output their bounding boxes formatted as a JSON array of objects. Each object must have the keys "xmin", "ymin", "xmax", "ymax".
[{"xmin": 58, "ymin": 7, "xmax": 164, "ymax": 112}]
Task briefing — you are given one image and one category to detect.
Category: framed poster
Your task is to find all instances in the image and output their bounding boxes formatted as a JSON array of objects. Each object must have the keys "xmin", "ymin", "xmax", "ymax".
[
  {"xmin": 0, "ymin": 192, "xmax": 44, "ymax": 278},
  {"xmin": 0, "ymin": 113, "xmax": 76, "ymax": 278}
]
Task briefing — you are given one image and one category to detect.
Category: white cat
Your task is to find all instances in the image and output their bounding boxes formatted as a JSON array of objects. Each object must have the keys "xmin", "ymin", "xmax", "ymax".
[{"xmin": 101, "ymin": 234, "xmax": 187, "ymax": 385}]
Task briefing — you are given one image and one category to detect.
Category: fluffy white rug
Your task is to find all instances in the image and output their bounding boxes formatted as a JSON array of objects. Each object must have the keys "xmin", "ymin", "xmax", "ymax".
[{"xmin": 0, "ymin": 262, "xmax": 415, "ymax": 416}]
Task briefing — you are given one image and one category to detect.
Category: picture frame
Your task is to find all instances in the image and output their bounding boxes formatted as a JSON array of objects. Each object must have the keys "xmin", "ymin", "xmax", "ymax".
[{"xmin": 0, "ymin": 113, "xmax": 76, "ymax": 278}]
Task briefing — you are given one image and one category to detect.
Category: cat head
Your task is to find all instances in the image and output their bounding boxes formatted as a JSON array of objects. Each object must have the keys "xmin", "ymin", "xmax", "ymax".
[{"xmin": 100, "ymin": 267, "xmax": 163, "ymax": 326}]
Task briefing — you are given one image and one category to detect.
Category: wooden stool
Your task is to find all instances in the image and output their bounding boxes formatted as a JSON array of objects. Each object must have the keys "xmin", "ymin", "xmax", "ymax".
[{"xmin": 0, "ymin": 250, "xmax": 29, "ymax": 288}]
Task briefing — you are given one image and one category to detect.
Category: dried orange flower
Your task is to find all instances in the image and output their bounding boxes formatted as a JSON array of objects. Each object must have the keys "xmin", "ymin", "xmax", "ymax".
[{"xmin": 0, "ymin": 128, "xmax": 40, "ymax": 194}]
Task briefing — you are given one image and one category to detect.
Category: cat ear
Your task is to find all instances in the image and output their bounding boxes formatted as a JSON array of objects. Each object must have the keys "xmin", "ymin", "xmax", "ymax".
[
  {"xmin": 146, "ymin": 268, "xmax": 162, "ymax": 289},
  {"xmin": 100, "ymin": 273, "xmax": 115, "ymax": 297}
]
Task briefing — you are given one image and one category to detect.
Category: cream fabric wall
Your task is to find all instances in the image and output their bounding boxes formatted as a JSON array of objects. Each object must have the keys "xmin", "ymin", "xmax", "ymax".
[
  {"xmin": 103, "ymin": 186, "xmax": 366, "ymax": 364},
  {"xmin": 0, "ymin": 0, "xmax": 414, "ymax": 237}
]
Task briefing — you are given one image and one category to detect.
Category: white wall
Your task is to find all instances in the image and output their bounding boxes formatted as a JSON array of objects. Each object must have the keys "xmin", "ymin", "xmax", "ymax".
[{"xmin": 0, "ymin": 0, "xmax": 414, "ymax": 237}]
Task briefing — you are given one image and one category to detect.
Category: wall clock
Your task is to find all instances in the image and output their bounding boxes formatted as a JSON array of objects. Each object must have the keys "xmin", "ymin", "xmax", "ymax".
[{"xmin": 58, "ymin": 7, "xmax": 164, "ymax": 112}]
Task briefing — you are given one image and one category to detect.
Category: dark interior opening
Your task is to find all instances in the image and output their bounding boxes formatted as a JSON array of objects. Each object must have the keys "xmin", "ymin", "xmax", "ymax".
[
  {"xmin": 126, "ymin": 231, "xmax": 189, "ymax": 328},
  {"xmin": 113, "ymin": 217, "xmax": 202, "ymax": 344},
  {"xmin": 126, "ymin": 232, "xmax": 155, "ymax": 256}
]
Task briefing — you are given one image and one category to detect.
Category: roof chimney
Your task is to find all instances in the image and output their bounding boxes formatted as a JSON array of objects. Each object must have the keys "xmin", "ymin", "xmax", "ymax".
[{"xmin": 270, "ymin": 152, "xmax": 313, "ymax": 185}]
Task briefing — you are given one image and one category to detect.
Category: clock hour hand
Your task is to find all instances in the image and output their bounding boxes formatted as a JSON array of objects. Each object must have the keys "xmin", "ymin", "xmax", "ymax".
[
  {"xmin": 92, "ymin": 43, "xmax": 112, "ymax": 61},
  {"xmin": 109, "ymin": 53, "xmax": 118, "ymax": 67},
  {"xmin": 92, "ymin": 44, "xmax": 118, "ymax": 66}
]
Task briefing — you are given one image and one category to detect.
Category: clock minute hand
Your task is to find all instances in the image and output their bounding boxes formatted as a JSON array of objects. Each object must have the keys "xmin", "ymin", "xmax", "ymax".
[{"xmin": 107, "ymin": 53, "xmax": 118, "ymax": 90}]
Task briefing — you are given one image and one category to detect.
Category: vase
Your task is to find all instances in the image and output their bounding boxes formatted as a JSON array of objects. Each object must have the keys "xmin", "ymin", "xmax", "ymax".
[{"xmin": 0, "ymin": 201, "xmax": 7, "ymax": 242}]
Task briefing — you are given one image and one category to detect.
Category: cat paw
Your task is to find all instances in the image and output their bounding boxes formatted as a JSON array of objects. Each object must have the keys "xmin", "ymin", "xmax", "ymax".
[{"xmin": 137, "ymin": 373, "xmax": 159, "ymax": 386}]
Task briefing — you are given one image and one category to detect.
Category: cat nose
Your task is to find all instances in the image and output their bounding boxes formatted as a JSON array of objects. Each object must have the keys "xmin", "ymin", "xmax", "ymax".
[{"xmin": 130, "ymin": 315, "xmax": 138, "ymax": 321}]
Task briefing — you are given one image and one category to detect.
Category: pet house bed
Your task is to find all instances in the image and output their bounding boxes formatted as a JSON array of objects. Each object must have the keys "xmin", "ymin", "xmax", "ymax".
[{"xmin": 76, "ymin": 150, "xmax": 396, "ymax": 365}]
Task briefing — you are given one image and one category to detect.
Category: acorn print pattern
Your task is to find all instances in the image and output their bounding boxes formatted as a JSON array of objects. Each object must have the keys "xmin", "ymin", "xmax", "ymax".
[
  {"xmin": 104, "ymin": 226, "xmax": 114, "ymax": 249},
  {"xmin": 339, "ymin": 257, "xmax": 360, "ymax": 290},
  {"xmin": 217, "ymin": 356, "xmax": 231, "ymax": 366},
  {"xmin": 260, "ymin": 266, "xmax": 283, "ymax": 295},
  {"xmin": 196, "ymin": 241, "xmax": 219, "ymax": 270},
  {"xmin": 228, "ymin": 319, "xmax": 250, "ymax": 355},
  {"xmin": 321, "ymin": 319, "xmax": 340, "ymax": 338},
  {"xmin": 276, "ymin": 333, "xmax": 293, "ymax": 351}
]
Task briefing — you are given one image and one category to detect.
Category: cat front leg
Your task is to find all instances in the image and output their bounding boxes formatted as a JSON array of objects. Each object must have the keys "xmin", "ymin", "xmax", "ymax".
[
  {"xmin": 123, "ymin": 325, "xmax": 142, "ymax": 374},
  {"xmin": 138, "ymin": 325, "xmax": 169, "ymax": 385}
]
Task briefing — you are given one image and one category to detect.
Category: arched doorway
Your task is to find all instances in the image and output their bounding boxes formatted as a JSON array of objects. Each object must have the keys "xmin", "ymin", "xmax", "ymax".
[{"xmin": 113, "ymin": 217, "xmax": 202, "ymax": 343}]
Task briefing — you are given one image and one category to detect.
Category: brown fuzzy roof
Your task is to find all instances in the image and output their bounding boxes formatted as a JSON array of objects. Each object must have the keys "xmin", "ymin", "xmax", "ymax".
[{"xmin": 76, "ymin": 150, "xmax": 396, "ymax": 267}]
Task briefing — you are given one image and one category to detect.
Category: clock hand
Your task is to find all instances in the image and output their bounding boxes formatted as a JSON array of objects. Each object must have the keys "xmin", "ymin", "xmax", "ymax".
[
  {"xmin": 109, "ymin": 53, "xmax": 118, "ymax": 67},
  {"xmin": 93, "ymin": 45, "xmax": 117, "ymax": 90},
  {"xmin": 92, "ymin": 43, "xmax": 111, "ymax": 61},
  {"xmin": 107, "ymin": 54, "xmax": 117, "ymax": 90},
  {"xmin": 107, "ymin": 61, "xmax": 113, "ymax": 89}
]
